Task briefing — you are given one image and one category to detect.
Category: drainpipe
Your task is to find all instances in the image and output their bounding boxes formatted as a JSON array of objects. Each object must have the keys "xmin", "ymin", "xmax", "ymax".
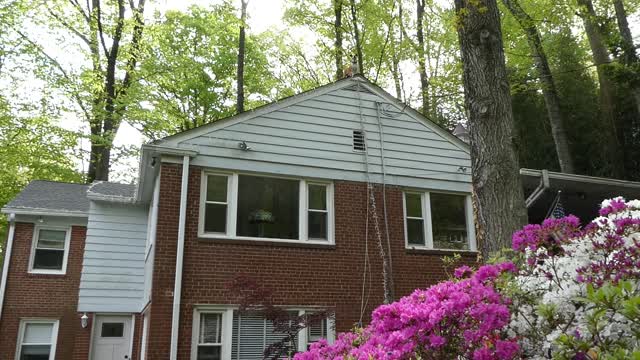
[
  {"xmin": 0, "ymin": 213, "xmax": 16, "ymax": 321},
  {"xmin": 170, "ymin": 155, "xmax": 190, "ymax": 360}
]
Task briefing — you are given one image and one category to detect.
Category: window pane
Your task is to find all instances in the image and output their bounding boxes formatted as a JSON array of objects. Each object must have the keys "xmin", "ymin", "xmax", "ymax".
[
  {"xmin": 33, "ymin": 249, "xmax": 64, "ymax": 270},
  {"xmin": 197, "ymin": 346, "xmax": 221, "ymax": 360},
  {"xmin": 206, "ymin": 176, "xmax": 228, "ymax": 202},
  {"xmin": 23, "ymin": 323, "xmax": 53, "ymax": 343},
  {"xmin": 307, "ymin": 318, "xmax": 327, "ymax": 343},
  {"xmin": 204, "ymin": 204, "xmax": 227, "ymax": 233},
  {"xmin": 430, "ymin": 193, "xmax": 469, "ymax": 250},
  {"xmin": 407, "ymin": 219, "xmax": 425, "ymax": 245},
  {"xmin": 200, "ymin": 314, "xmax": 222, "ymax": 344},
  {"xmin": 20, "ymin": 345, "xmax": 51, "ymax": 360},
  {"xmin": 405, "ymin": 193, "xmax": 422, "ymax": 218},
  {"xmin": 38, "ymin": 230, "xmax": 65, "ymax": 241},
  {"xmin": 101, "ymin": 323, "xmax": 124, "ymax": 337},
  {"xmin": 308, "ymin": 212, "xmax": 327, "ymax": 240},
  {"xmin": 308, "ymin": 185, "xmax": 326, "ymax": 210},
  {"xmin": 236, "ymin": 175, "xmax": 299, "ymax": 239}
]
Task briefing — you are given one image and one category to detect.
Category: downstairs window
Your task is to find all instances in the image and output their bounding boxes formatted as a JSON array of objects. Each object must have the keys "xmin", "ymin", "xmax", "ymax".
[{"xmin": 16, "ymin": 320, "xmax": 59, "ymax": 360}]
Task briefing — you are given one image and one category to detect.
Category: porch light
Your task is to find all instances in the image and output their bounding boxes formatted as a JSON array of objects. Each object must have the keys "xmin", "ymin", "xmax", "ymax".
[{"xmin": 81, "ymin": 313, "xmax": 88, "ymax": 328}]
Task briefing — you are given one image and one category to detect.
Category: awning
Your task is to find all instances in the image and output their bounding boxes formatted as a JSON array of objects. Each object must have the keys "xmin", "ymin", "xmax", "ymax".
[{"xmin": 520, "ymin": 168, "xmax": 640, "ymax": 223}]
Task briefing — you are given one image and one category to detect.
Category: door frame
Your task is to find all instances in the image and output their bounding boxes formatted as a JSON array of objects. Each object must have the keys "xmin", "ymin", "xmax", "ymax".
[{"xmin": 89, "ymin": 313, "xmax": 136, "ymax": 360}]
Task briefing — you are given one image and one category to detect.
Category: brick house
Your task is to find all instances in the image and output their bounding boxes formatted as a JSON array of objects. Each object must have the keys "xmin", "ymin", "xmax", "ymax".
[{"xmin": 0, "ymin": 75, "xmax": 476, "ymax": 360}]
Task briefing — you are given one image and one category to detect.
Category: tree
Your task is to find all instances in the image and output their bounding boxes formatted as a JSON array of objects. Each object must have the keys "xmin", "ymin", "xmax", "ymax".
[
  {"xmin": 348, "ymin": 0, "xmax": 364, "ymax": 73},
  {"xmin": 333, "ymin": 0, "xmax": 344, "ymax": 80},
  {"xmin": 237, "ymin": 0, "xmax": 248, "ymax": 113},
  {"xmin": 501, "ymin": 0, "xmax": 575, "ymax": 173},
  {"xmin": 454, "ymin": 0, "xmax": 527, "ymax": 257},
  {"xmin": 576, "ymin": 0, "xmax": 625, "ymax": 178}
]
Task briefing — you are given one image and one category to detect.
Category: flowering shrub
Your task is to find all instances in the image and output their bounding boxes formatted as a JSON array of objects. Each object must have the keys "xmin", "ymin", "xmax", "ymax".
[
  {"xmin": 295, "ymin": 263, "xmax": 519, "ymax": 360},
  {"xmin": 294, "ymin": 198, "xmax": 640, "ymax": 359},
  {"xmin": 507, "ymin": 197, "xmax": 640, "ymax": 359}
]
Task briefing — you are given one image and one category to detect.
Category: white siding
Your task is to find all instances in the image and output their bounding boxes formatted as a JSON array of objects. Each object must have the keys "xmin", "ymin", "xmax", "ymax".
[
  {"xmin": 162, "ymin": 81, "xmax": 471, "ymax": 192},
  {"xmin": 78, "ymin": 201, "xmax": 148, "ymax": 312}
]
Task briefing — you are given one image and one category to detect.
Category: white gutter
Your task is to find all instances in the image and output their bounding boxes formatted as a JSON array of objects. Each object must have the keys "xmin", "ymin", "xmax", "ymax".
[
  {"xmin": 170, "ymin": 155, "xmax": 190, "ymax": 360},
  {"xmin": 0, "ymin": 208, "xmax": 88, "ymax": 218},
  {"xmin": 0, "ymin": 213, "xmax": 16, "ymax": 321}
]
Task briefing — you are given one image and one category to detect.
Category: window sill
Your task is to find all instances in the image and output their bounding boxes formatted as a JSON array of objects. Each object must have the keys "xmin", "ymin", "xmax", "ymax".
[
  {"xmin": 197, "ymin": 235, "xmax": 335, "ymax": 249},
  {"xmin": 405, "ymin": 247, "xmax": 479, "ymax": 257},
  {"xmin": 28, "ymin": 270, "xmax": 67, "ymax": 276}
]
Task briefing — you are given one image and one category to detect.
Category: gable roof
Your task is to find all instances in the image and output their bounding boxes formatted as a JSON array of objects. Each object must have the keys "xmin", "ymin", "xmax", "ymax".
[
  {"xmin": 2, "ymin": 180, "xmax": 90, "ymax": 216},
  {"xmin": 156, "ymin": 75, "xmax": 470, "ymax": 153}
]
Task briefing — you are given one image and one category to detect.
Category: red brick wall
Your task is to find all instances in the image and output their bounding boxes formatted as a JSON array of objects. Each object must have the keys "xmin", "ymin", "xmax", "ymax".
[
  {"xmin": 0, "ymin": 223, "xmax": 91, "ymax": 359},
  {"xmin": 147, "ymin": 163, "xmax": 477, "ymax": 359}
]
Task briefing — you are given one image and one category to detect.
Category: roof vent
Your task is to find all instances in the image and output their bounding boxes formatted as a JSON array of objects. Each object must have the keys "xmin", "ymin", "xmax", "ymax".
[{"xmin": 353, "ymin": 129, "xmax": 366, "ymax": 152}]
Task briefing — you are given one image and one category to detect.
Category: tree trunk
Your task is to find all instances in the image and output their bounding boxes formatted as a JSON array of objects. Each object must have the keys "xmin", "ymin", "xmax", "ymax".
[
  {"xmin": 236, "ymin": 0, "xmax": 247, "ymax": 114},
  {"xmin": 349, "ymin": 0, "xmax": 363, "ymax": 74},
  {"xmin": 577, "ymin": 0, "xmax": 625, "ymax": 178},
  {"xmin": 501, "ymin": 0, "xmax": 574, "ymax": 174},
  {"xmin": 415, "ymin": 0, "xmax": 429, "ymax": 116},
  {"xmin": 333, "ymin": 0, "xmax": 343, "ymax": 80},
  {"xmin": 612, "ymin": 0, "xmax": 640, "ymax": 116},
  {"xmin": 453, "ymin": 0, "xmax": 527, "ymax": 258}
]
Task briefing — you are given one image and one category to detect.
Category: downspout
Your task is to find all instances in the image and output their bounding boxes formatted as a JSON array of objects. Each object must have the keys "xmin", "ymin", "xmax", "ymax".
[
  {"xmin": 170, "ymin": 155, "xmax": 190, "ymax": 360},
  {"xmin": 0, "ymin": 213, "xmax": 16, "ymax": 321}
]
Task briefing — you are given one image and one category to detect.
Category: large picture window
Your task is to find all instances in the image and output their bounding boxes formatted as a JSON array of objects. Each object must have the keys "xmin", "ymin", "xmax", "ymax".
[
  {"xmin": 29, "ymin": 228, "xmax": 70, "ymax": 274},
  {"xmin": 200, "ymin": 172, "xmax": 334, "ymax": 243},
  {"xmin": 403, "ymin": 191, "xmax": 475, "ymax": 251},
  {"xmin": 16, "ymin": 320, "xmax": 59, "ymax": 360}
]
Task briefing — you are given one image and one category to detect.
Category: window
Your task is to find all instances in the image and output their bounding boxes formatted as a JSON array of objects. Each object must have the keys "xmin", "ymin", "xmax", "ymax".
[
  {"xmin": 200, "ymin": 173, "xmax": 333, "ymax": 243},
  {"xmin": 29, "ymin": 228, "xmax": 70, "ymax": 274},
  {"xmin": 352, "ymin": 130, "xmax": 366, "ymax": 151},
  {"xmin": 403, "ymin": 191, "xmax": 475, "ymax": 251},
  {"xmin": 197, "ymin": 313, "xmax": 224, "ymax": 360},
  {"xmin": 101, "ymin": 323, "xmax": 124, "ymax": 338},
  {"xmin": 193, "ymin": 308, "xmax": 334, "ymax": 360},
  {"xmin": 16, "ymin": 320, "xmax": 59, "ymax": 360}
]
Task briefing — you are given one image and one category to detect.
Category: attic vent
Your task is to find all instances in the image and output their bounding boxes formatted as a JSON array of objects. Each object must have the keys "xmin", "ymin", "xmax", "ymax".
[{"xmin": 352, "ymin": 129, "xmax": 366, "ymax": 152}]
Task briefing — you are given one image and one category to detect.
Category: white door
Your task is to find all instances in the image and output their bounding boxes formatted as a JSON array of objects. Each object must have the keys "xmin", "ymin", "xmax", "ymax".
[{"xmin": 92, "ymin": 315, "xmax": 132, "ymax": 360}]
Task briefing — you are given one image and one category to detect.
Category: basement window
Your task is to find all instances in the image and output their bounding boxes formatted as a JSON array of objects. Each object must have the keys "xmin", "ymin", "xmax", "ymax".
[{"xmin": 352, "ymin": 130, "xmax": 366, "ymax": 152}]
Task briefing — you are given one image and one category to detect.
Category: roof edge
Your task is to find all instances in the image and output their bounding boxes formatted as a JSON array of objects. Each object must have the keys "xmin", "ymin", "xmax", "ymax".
[
  {"xmin": 520, "ymin": 168, "xmax": 640, "ymax": 188},
  {"xmin": 1, "ymin": 207, "xmax": 89, "ymax": 217}
]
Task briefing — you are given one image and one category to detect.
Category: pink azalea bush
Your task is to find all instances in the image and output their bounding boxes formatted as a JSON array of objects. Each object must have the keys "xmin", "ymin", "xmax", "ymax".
[
  {"xmin": 294, "ymin": 197, "xmax": 640, "ymax": 359},
  {"xmin": 295, "ymin": 263, "xmax": 520, "ymax": 360}
]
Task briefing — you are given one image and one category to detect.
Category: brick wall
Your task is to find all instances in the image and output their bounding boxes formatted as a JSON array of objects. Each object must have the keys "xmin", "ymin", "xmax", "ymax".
[
  {"xmin": 0, "ymin": 223, "xmax": 91, "ymax": 359},
  {"xmin": 148, "ymin": 163, "xmax": 477, "ymax": 359}
]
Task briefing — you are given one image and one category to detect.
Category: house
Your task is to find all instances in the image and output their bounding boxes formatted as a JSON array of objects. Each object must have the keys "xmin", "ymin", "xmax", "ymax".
[{"xmin": 0, "ymin": 75, "xmax": 476, "ymax": 360}]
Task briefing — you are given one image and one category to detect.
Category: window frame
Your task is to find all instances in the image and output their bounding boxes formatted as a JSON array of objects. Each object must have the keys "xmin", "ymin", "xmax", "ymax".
[
  {"xmin": 403, "ymin": 190, "xmax": 476, "ymax": 252},
  {"xmin": 191, "ymin": 306, "xmax": 335, "ymax": 360},
  {"xmin": 191, "ymin": 307, "xmax": 234, "ymax": 360},
  {"xmin": 198, "ymin": 171, "xmax": 335, "ymax": 245},
  {"xmin": 15, "ymin": 319, "xmax": 59, "ymax": 360},
  {"xmin": 28, "ymin": 226, "xmax": 71, "ymax": 275}
]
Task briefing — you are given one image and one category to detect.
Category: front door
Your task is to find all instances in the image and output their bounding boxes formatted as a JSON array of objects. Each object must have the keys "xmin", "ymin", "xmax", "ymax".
[{"xmin": 91, "ymin": 315, "xmax": 132, "ymax": 360}]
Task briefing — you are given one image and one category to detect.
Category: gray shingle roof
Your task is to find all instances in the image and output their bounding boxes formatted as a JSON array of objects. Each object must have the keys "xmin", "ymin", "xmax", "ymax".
[
  {"xmin": 3, "ymin": 180, "xmax": 90, "ymax": 214},
  {"xmin": 87, "ymin": 181, "xmax": 137, "ymax": 199}
]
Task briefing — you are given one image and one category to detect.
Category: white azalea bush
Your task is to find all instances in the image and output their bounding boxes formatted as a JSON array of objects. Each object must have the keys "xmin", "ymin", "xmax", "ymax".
[{"xmin": 505, "ymin": 197, "xmax": 640, "ymax": 359}]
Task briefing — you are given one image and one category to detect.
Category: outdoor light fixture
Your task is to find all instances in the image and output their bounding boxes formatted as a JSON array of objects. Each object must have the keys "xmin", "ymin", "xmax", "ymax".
[
  {"xmin": 81, "ymin": 313, "xmax": 89, "ymax": 328},
  {"xmin": 37, "ymin": 216, "xmax": 44, "ymax": 223}
]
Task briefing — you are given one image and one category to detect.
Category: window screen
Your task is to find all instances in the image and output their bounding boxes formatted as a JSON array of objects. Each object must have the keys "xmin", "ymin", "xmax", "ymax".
[
  {"xmin": 33, "ymin": 229, "xmax": 66, "ymax": 271},
  {"xmin": 430, "ymin": 193, "xmax": 469, "ymax": 250}
]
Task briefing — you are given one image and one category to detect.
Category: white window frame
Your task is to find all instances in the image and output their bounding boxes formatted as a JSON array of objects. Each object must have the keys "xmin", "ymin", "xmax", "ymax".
[
  {"xmin": 191, "ymin": 307, "xmax": 234, "ymax": 360},
  {"xmin": 15, "ymin": 319, "xmax": 59, "ymax": 360},
  {"xmin": 28, "ymin": 226, "xmax": 71, "ymax": 275},
  {"xmin": 198, "ymin": 171, "xmax": 335, "ymax": 245},
  {"xmin": 191, "ymin": 306, "xmax": 335, "ymax": 360},
  {"xmin": 403, "ymin": 191, "xmax": 476, "ymax": 252}
]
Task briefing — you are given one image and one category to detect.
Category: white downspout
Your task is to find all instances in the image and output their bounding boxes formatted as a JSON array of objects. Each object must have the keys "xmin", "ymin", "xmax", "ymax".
[
  {"xmin": 0, "ymin": 213, "xmax": 16, "ymax": 321},
  {"xmin": 170, "ymin": 156, "xmax": 190, "ymax": 360}
]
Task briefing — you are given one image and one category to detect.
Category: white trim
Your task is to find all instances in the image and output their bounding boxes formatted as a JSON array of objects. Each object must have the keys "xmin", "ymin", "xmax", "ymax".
[
  {"xmin": 28, "ymin": 226, "xmax": 71, "ymax": 275},
  {"xmin": 15, "ymin": 318, "xmax": 60, "ymax": 360},
  {"xmin": 1, "ymin": 208, "xmax": 88, "ymax": 217},
  {"xmin": 403, "ymin": 190, "xmax": 476, "ymax": 251},
  {"xmin": 198, "ymin": 171, "xmax": 335, "ymax": 245},
  {"xmin": 0, "ymin": 214, "xmax": 15, "ymax": 321},
  {"xmin": 191, "ymin": 307, "xmax": 233, "ymax": 360},
  {"xmin": 128, "ymin": 315, "xmax": 136, "ymax": 359},
  {"xmin": 170, "ymin": 155, "xmax": 190, "ymax": 360},
  {"xmin": 140, "ymin": 312, "xmax": 149, "ymax": 360}
]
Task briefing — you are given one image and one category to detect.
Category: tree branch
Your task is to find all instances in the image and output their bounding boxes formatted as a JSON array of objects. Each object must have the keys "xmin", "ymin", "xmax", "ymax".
[
  {"xmin": 95, "ymin": 0, "xmax": 111, "ymax": 58},
  {"xmin": 68, "ymin": 0, "xmax": 90, "ymax": 23},
  {"xmin": 46, "ymin": 6, "xmax": 91, "ymax": 46}
]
